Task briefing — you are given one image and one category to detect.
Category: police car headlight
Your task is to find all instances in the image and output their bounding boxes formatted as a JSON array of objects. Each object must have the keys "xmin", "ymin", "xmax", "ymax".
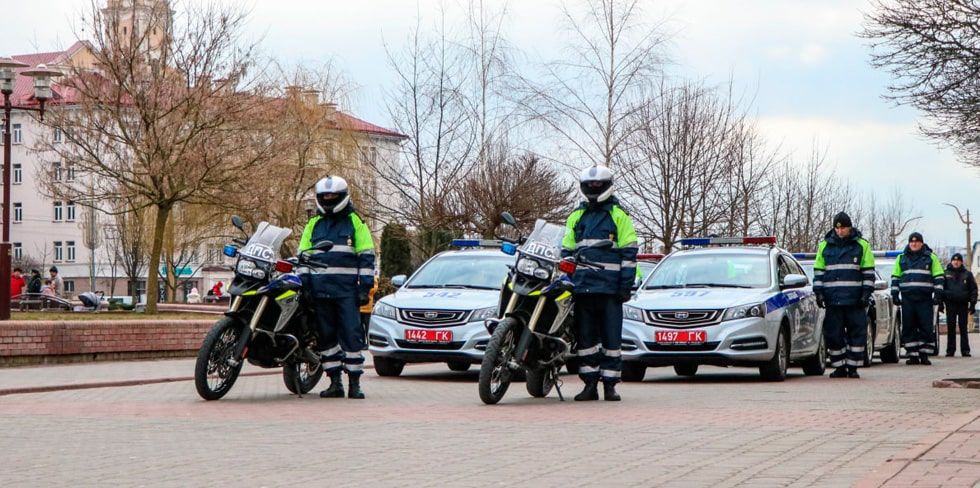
[
  {"xmin": 623, "ymin": 304, "xmax": 644, "ymax": 322},
  {"xmin": 722, "ymin": 303, "xmax": 766, "ymax": 321},
  {"xmin": 470, "ymin": 306, "xmax": 498, "ymax": 322},
  {"xmin": 374, "ymin": 301, "xmax": 397, "ymax": 320}
]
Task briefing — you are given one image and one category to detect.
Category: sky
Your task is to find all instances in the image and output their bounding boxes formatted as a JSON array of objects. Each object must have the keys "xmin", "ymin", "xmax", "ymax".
[{"xmin": 4, "ymin": 0, "xmax": 979, "ymax": 250}]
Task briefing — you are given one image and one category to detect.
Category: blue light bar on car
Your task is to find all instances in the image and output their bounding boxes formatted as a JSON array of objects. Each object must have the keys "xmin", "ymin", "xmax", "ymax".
[
  {"xmin": 451, "ymin": 239, "xmax": 503, "ymax": 248},
  {"xmin": 680, "ymin": 236, "xmax": 777, "ymax": 247},
  {"xmin": 793, "ymin": 250, "xmax": 901, "ymax": 259},
  {"xmin": 792, "ymin": 253, "xmax": 816, "ymax": 259}
]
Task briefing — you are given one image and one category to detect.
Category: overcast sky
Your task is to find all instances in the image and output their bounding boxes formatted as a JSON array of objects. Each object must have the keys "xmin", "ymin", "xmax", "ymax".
[{"xmin": 5, "ymin": 0, "xmax": 979, "ymax": 250}]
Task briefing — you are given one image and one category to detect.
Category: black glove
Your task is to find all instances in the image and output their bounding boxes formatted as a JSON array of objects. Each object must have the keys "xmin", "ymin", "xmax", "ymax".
[
  {"xmin": 358, "ymin": 290, "xmax": 370, "ymax": 307},
  {"xmin": 937, "ymin": 302, "xmax": 945, "ymax": 313},
  {"xmin": 933, "ymin": 296, "xmax": 943, "ymax": 306},
  {"xmin": 892, "ymin": 294, "xmax": 901, "ymax": 306},
  {"xmin": 861, "ymin": 291, "xmax": 872, "ymax": 307},
  {"xmin": 970, "ymin": 301, "xmax": 976, "ymax": 312},
  {"xmin": 815, "ymin": 294, "xmax": 825, "ymax": 309},
  {"xmin": 617, "ymin": 290, "xmax": 632, "ymax": 304}
]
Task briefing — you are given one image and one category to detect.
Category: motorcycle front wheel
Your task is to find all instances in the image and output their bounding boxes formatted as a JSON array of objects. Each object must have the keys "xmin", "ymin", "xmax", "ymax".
[
  {"xmin": 194, "ymin": 317, "xmax": 246, "ymax": 401},
  {"xmin": 478, "ymin": 317, "xmax": 520, "ymax": 404}
]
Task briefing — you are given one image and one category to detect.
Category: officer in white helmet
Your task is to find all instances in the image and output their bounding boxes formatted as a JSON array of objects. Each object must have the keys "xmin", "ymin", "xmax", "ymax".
[
  {"xmin": 298, "ymin": 176, "xmax": 376, "ymax": 399},
  {"xmin": 560, "ymin": 165, "xmax": 638, "ymax": 401}
]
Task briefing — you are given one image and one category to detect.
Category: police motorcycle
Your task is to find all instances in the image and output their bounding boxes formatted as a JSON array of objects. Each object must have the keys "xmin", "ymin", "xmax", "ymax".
[
  {"xmin": 478, "ymin": 213, "xmax": 612, "ymax": 405},
  {"xmin": 194, "ymin": 216, "xmax": 332, "ymax": 401}
]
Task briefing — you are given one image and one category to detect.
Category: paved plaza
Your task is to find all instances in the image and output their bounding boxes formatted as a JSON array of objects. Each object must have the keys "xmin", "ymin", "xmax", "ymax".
[{"xmin": 1, "ymin": 343, "xmax": 978, "ymax": 487}]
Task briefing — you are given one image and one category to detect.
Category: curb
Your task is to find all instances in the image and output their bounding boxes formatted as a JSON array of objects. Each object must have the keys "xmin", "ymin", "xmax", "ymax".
[{"xmin": 0, "ymin": 364, "xmax": 374, "ymax": 397}]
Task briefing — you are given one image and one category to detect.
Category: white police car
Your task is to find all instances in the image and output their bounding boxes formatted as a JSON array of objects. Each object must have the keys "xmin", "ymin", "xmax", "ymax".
[
  {"xmin": 368, "ymin": 240, "xmax": 513, "ymax": 376},
  {"xmin": 621, "ymin": 237, "xmax": 825, "ymax": 382}
]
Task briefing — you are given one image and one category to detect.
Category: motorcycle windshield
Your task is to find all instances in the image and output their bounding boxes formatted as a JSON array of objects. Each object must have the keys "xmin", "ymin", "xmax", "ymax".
[
  {"xmin": 240, "ymin": 222, "xmax": 292, "ymax": 263},
  {"xmin": 519, "ymin": 219, "xmax": 566, "ymax": 263}
]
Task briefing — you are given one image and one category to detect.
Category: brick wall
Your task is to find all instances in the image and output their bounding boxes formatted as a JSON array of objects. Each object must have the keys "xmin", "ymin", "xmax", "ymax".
[{"xmin": 0, "ymin": 320, "xmax": 213, "ymax": 365}]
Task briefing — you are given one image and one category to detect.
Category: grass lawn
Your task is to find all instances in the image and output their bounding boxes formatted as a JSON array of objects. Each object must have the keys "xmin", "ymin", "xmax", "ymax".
[{"xmin": 10, "ymin": 311, "xmax": 220, "ymax": 321}]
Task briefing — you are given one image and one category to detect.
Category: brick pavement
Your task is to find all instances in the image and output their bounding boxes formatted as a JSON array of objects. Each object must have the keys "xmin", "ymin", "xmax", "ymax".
[{"xmin": 0, "ymin": 353, "xmax": 977, "ymax": 487}]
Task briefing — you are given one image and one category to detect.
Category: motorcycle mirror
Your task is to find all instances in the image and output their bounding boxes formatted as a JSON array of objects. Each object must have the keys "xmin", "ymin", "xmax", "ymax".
[
  {"xmin": 500, "ymin": 212, "xmax": 517, "ymax": 228},
  {"xmin": 231, "ymin": 215, "xmax": 245, "ymax": 232},
  {"xmin": 312, "ymin": 241, "xmax": 334, "ymax": 252}
]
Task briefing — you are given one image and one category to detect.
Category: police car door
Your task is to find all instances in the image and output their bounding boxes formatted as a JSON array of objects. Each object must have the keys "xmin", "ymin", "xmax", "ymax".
[{"xmin": 777, "ymin": 254, "xmax": 807, "ymax": 354}]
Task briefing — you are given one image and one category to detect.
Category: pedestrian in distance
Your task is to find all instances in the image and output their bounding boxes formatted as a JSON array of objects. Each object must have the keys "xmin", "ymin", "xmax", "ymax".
[
  {"xmin": 940, "ymin": 252, "xmax": 974, "ymax": 357},
  {"xmin": 891, "ymin": 232, "xmax": 944, "ymax": 365},
  {"xmin": 48, "ymin": 267, "xmax": 64, "ymax": 298},
  {"xmin": 813, "ymin": 212, "xmax": 876, "ymax": 378},
  {"xmin": 10, "ymin": 267, "xmax": 26, "ymax": 298},
  {"xmin": 299, "ymin": 175, "xmax": 375, "ymax": 400},
  {"xmin": 26, "ymin": 269, "xmax": 42, "ymax": 294},
  {"xmin": 561, "ymin": 165, "xmax": 638, "ymax": 401}
]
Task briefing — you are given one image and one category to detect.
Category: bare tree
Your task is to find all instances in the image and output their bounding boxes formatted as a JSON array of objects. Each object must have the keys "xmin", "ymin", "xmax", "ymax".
[
  {"xmin": 457, "ymin": 148, "xmax": 574, "ymax": 238},
  {"xmin": 35, "ymin": 1, "xmax": 277, "ymax": 312},
  {"xmin": 518, "ymin": 0, "xmax": 667, "ymax": 168},
  {"xmin": 862, "ymin": 0, "xmax": 980, "ymax": 166}
]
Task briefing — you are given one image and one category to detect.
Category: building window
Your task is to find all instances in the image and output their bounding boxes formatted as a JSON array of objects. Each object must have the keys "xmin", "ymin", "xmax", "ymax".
[
  {"xmin": 66, "ymin": 241, "xmax": 76, "ymax": 262},
  {"xmin": 54, "ymin": 241, "xmax": 63, "ymax": 262},
  {"xmin": 53, "ymin": 128, "xmax": 62, "ymax": 143},
  {"xmin": 12, "ymin": 124, "xmax": 21, "ymax": 144},
  {"xmin": 66, "ymin": 202, "xmax": 76, "ymax": 222},
  {"xmin": 13, "ymin": 164, "xmax": 21, "ymax": 184},
  {"xmin": 53, "ymin": 201, "xmax": 63, "ymax": 222},
  {"xmin": 13, "ymin": 242, "xmax": 22, "ymax": 260},
  {"xmin": 13, "ymin": 203, "xmax": 22, "ymax": 223},
  {"xmin": 64, "ymin": 280, "xmax": 75, "ymax": 294},
  {"xmin": 66, "ymin": 162, "xmax": 75, "ymax": 181},
  {"xmin": 53, "ymin": 161, "xmax": 62, "ymax": 181}
]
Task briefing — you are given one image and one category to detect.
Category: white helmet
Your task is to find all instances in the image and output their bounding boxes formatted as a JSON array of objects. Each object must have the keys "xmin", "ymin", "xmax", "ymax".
[
  {"xmin": 314, "ymin": 176, "xmax": 350, "ymax": 214},
  {"xmin": 579, "ymin": 165, "xmax": 614, "ymax": 203}
]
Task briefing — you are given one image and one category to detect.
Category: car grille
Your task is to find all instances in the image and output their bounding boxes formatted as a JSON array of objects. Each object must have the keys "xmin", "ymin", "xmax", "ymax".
[
  {"xmin": 398, "ymin": 309, "xmax": 470, "ymax": 328},
  {"xmin": 646, "ymin": 309, "xmax": 722, "ymax": 328},
  {"xmin": 394, "ymin": 340, "xmax": 465, "ymax": 350},
  {"xmin": 644, "ymin": 341, "xmax": 721, "ymax": 352}
]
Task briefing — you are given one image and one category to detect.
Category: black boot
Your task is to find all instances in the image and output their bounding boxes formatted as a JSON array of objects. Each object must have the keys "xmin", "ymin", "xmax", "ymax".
[
  {"xmin": 319, "ymin": 371, "xmax": 344, "ymax": 398},
  {"xmin": 829, "ymin": 366, "xmax": 848, "ymax": 378},
  {"xmin": 847, "ymin": 367, "xmax": 860, "ymax": 379},
  {"xmin": 919, "ymin": 353, "xmax": 932, "ymax": 366},
  {"xmin": 348, "ymin": 375, "xmax": 365, "ymax": 399},
  {"xmin": 603, "ymin": 382, "xmax": 621, "ymax": 401},
  {"xmin": 906, "ymin": 355, "xmax": 920, "ymax": 365},
  {"xmin": 574, "ymin": 379, "xmax": 599, "ymax": 401}
]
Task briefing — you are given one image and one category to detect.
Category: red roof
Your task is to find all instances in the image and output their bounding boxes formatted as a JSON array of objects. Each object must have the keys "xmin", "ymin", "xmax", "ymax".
[{"xmin": 8, "ymin": 42, "xmax": 407, "ymax": 140}]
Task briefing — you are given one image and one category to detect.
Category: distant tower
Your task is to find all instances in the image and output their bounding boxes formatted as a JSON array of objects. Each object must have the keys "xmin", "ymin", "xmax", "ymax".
[{"xmin": 101, "ymin": 0, "xmax": 173, "ymax": 59}]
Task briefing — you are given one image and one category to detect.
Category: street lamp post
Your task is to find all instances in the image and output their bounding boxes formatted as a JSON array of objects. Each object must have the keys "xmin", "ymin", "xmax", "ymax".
[
  {"xmin": 0, "ymin": 59, "xmax": 62, "ymax": 320},
  {"xmin": 943, "ymin": 203, "xmax": 972, "ymax": 269}
]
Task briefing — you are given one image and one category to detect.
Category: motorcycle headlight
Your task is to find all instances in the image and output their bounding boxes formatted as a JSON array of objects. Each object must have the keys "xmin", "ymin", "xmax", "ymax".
[
  {"xmin": 722, "ymin": 303, "xmax": 766, "ymax": 321},
  {"xmin": 623, "ymin": 304, "xmax": 644, "ymax": 322},
  {"xmin": 236, "ymin": 259, "xmax": 256, "ymax": 276},
  {"xmin": 251, "ymin": 268, "xmax": 266, "ymax": 280},
  {"xmin": 374, "ymin": 301, "xmax": 398, "ymax": 320},
  {"xmin": 470, "ymin": 306, "xmax": 498, "ymax": 322},
  {"xmin": 532, "ymin": 267, "xmax": 551, "ymax": 280},
  {"xmin": 516, "ymin": 257, "xmax": 538, "ymax": 275}
]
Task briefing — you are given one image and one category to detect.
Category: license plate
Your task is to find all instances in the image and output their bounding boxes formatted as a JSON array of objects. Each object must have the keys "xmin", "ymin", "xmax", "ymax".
[
  {"xmin": 655, "ymin": 330, "xmax": 706, "ymax": 344},
  {"xmin": 404, "ymin": 329, "xmax": 453, "ymax": 343}
]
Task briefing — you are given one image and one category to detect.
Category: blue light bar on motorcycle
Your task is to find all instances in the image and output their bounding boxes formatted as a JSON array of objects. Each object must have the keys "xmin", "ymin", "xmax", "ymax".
[
  {"xmin": 501, "ymin": 242, "xmax": 517, "ymax": 255},
  {"xmin": 680, "ymin": 236, "xmax": 777, "ymax": 247},
  {"xmin": 222, "ymin": 244, "xmax": 238, "ymax": 258},
  {"xmin": 451, "ymin": 239, "xmax": 503, "ymax": 248}
]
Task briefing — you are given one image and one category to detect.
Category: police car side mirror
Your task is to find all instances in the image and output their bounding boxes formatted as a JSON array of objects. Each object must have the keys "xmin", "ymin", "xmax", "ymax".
[
  {"xmin": 874, "ymin": 280, "xmax": 888, "ymax": 291},
  {"xmin": 391, "ymin": 275, "xmax": 407, "ymax": 288},
  {"xmin": 781, "ymin": 274, "xmax": 808, "ymax": 289},
  {"xmin": 500, "ymin": 212, "xmax": 517, "ymax": 228}
]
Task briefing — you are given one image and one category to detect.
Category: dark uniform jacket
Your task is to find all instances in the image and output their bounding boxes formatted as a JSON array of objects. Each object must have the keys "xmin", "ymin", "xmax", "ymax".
[
  {"xmin": 298, "ymin": 204, "xmax": 375, "ymax": 299},
  {"xmin": 560, "ymin": 197, "xmax": 638, "ymax": 295},
  {"xmin": 813, "ymin": 228, "xmax": 875, "ymax": 307},
  {"xmin": 943, "ymin": 264, "xmax": 977, "ymax": 304},
  {"xmin": 891, "ymin": 244, "xmax": 944, "ymax": 303}
]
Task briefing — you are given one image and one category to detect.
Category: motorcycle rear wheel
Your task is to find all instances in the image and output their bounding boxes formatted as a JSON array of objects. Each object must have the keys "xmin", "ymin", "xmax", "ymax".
[
  {"xmin": 283, "ymin": 356, "xmax": 323, "ymax": 394},
  {"xmin": 478, "ymin": 317, "xmax": 519, "ymax": 404},
  {"xmin": 194, "ymin": 317, "xmax": 246, "ymax": 401}
]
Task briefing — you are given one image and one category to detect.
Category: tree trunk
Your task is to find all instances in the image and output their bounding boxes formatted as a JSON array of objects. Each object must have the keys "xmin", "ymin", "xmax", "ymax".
[{"xmin": 145, "ymin": 204, "xmax": 172, "ymax": 314}]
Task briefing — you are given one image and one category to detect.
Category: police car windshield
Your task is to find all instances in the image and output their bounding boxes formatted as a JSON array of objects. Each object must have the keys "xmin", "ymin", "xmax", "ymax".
[
  {"xmin": 645, "ymin": 252, "xmax": 771, "ymax": 289},
  {"xmin": 405, "ymin": 254, "xmax": 513, "ymax": 290}
]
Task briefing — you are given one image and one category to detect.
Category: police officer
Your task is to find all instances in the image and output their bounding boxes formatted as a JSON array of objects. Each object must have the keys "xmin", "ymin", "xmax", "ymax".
[
  {"xmin": 813, "ymin": 212, "xmax": 875, "ymax": 378},
  {"xmin": 940, "ymin": 253, "xmax": 975, "ymax": 357},
  {"xmin": 299, "ymin": 176, "xmax": 376, "ymax": 398},
  {"xmin": 561, "ymin": 165, "xmax": 638, "ymax": 401},
  {"xmin": 892, "ymin": 232, "xmax": 944, "ymax": 365}
]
